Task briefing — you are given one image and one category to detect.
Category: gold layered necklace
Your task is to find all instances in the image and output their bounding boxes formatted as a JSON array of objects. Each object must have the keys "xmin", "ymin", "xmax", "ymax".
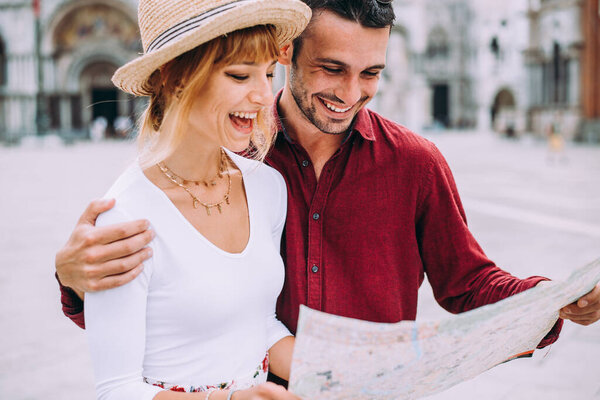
[{"xmin": 157, "ymin": 148, "xmax": 232, "ymax": 216}]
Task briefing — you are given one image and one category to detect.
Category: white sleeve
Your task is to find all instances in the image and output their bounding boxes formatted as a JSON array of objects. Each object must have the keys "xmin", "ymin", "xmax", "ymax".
[
  {"xmin": 271, "ymin": 171, "xmax": 287, "ymax": 249},
  {"xmin": 84, "ymin": 207, "xmax": 163, "ymax": 400},
  {"xmin": 267, "ymin": 171, "xmax": 292, "ymax": 348}
]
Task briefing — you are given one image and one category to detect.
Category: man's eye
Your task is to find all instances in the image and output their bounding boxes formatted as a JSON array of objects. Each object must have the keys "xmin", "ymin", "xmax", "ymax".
[
  {"xmin": 323, "ymin": 66, "xmax": 342, "ymax": 73},
  {"xmin": 363, "ymin": 71, "xmax": 380, "ymax": 77},
  {"xmin": 226, "ymin": 73, "xmax": 248, "ymax": 81}
]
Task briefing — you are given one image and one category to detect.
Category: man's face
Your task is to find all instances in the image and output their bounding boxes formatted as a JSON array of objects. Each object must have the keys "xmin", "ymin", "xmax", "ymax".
[{"xmin": 286, "ymin": 11, "xmax": 390, "ymax": 135}]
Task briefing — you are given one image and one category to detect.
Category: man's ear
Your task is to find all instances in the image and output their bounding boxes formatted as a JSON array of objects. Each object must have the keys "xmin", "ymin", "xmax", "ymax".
[{"xmin": 278, "ymin": 43, "xmax": 293, "ymax": 66}]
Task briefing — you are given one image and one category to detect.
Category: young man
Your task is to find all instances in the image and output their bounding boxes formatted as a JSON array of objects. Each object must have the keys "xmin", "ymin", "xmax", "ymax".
[{"xmin": 56, "ymin": 0, "xmax": 600, "ymax": 362}]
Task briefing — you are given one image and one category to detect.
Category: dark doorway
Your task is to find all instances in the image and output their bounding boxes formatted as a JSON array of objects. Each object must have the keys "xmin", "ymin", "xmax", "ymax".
[
  {"xmin": 92, "ymin": 88, "xmax": 118, "ymax": 136},
  {"xmin": 433, "ymin": 84, "xmax": 449, "ymax": 127}
]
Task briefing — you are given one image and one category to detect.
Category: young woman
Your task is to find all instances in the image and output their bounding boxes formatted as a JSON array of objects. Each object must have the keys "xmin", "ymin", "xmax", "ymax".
[{"xmin": 83, "ymin": 0, "xmax": 311, "ymax": 399}]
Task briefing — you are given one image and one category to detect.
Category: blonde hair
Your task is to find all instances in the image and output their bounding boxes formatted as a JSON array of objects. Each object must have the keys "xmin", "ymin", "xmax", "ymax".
[{"xmin": 136, "ymin": 25, "xmax": 280, "ymax": 169}]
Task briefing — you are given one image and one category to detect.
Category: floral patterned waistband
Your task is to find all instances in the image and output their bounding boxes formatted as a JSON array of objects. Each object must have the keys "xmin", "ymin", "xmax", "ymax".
[{"xmin": 144, "ymin": 353, "xmax": 269, "ymax": 393}]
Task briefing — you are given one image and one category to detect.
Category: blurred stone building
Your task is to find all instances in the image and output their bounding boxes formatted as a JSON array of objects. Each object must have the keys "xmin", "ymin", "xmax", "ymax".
[
  {"xmin": 0, "ymin": 0, "xmax": 597, "ymax": 142},
  {"xmin": 375, "ymin": 0, "xmax": 478, "ymax": 131},
  {"xmin": 0, "ymin": 0, "xmax": 141, "ymax": 142},
  {"xmin": 524, "ymin": 0, "xmax": 600, "ymax": 141},
  {"xmin": 374, "ymin": 0, "xmax": 599, "ymax": 140}
]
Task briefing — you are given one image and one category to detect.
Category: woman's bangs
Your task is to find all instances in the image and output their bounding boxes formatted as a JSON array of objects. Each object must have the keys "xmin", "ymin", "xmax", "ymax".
[{"xmin": 220, "ymin": 25, "xmax": 280, "ymax": 65}]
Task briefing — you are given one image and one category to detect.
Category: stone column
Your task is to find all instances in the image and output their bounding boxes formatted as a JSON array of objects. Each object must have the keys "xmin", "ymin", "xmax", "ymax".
[
  {"xmin": 568, "ymin": 58, "xmax": 580, "ymax": 106},
  {"xmin": 60, "ymin": 95, "xmax": 72, "ymax": 133}
]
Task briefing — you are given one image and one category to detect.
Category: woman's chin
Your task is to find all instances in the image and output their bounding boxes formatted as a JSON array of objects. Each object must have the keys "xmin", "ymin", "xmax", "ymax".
[{"xmin": 222, "ymin": 139, "xmax": 251, "ymax": 154}]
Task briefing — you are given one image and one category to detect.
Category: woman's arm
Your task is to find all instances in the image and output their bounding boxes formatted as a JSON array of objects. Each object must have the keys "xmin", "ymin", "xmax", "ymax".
[
  {"xmin": 85, "ymin": 207, "xmax": 162, "ymax": 400},
  {"xmin": 267, "ymin": 336, "xmax": 295, "ymax": 381}
]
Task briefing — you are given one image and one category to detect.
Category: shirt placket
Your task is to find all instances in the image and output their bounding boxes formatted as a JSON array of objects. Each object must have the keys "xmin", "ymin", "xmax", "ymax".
[{"xmin": 305, "ymin": 154, "xmax": 339, "ymax": 311}]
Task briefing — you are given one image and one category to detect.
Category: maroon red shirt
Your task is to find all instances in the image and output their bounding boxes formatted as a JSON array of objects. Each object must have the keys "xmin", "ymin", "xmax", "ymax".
[{"xmin": 58, "ymin": 100, "xmax": 562, "ymax": 347}]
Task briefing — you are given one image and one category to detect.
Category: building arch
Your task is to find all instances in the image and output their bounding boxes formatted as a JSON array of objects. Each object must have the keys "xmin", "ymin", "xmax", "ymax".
[
  {"xmin": 491, "ymin": 88, "xmax": 517, "ymax": 135},
  {"xmin": 41, "ymin": 0, "xmax": 140, "ymax": 138},
  {"xmin": 43, "ymin": 0, "xmax": 137, "ymax": 54}
]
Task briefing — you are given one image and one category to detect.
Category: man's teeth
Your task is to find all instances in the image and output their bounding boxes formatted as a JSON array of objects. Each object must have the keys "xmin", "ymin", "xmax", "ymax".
[
  {"xmin": 230, "ymin": 112, "xmax": 257, "ymax": 119},
  {"xmin": 324, "ymin": 100, "xmax": 351, "ymax": 113}
]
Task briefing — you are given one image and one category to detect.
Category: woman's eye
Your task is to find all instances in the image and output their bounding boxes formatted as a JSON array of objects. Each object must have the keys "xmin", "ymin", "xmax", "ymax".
[
  {"xmin": 267, "ymin": 72, "xmax": 275, "ymax": 79},
  {"xmin": 226, "ymin": 73, "xmax": 248, "ymax": 81}
]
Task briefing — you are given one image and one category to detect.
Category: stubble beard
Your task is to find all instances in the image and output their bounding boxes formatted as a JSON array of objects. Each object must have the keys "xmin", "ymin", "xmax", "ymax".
[{"xmin": 289, "ymin": 64, "xmax": 351, "ymax": 136}]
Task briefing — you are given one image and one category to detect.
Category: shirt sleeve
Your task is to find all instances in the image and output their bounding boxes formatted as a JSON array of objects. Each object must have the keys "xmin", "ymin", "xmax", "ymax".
[
  {"xmin": 84, "ymin": 207, "xmax": 163, "ymax": 400},
  {"xmin": 416, "ymin": 143, "xmax": 562, "ymax": 348},
  {"xmin": 56, "ymin": 274, "xmax": 85, "ymax": 328},
  {"xmin": 266, "ymin": 170, "xmax": 292, "ymax": 348}
]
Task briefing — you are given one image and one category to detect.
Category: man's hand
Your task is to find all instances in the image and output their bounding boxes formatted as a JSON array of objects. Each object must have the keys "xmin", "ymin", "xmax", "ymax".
[
  {"xmin": 55, "ymin": 199, "xmax": 154, "ymax": 299},
  {"xmin": 559, "ymin": 283, "xmax": 600, "ymax": 326}
]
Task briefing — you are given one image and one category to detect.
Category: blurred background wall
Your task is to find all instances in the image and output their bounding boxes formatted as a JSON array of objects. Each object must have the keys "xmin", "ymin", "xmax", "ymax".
[{"xmin": 0, "ymin": 0, "xmax": 598, "ymax": 143}]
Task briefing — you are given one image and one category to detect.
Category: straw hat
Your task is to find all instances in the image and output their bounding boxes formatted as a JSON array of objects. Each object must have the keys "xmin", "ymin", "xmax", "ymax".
[{"xmin": 112, "ymin": 0, "xmax": 312, "ymax": 95}]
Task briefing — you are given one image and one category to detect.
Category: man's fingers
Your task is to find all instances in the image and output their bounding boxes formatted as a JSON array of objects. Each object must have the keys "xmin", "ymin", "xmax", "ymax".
[
  {"xmin": 91, "ymin": 263, "xmax": 145, "ymax": 292},
  {"xmin": 576, "ymin": 283, "xmax": 600, "ymax": 308},
  {"xmin": 95, "ymin": 246, "xmax": 153, "ymax": 277},
  {"xmin": 78, "ymin": 199, "xmax": 116, "ymax": 226},
  {"xmin": 89, "ymin": 229, "xmax": 154, "ymax": 263},
  {"xmin": 560, "ymin": 310, "xmax": 600, "ymax": 325},
  {"xmin": 92, "ymin": 219, "xmax": 152, "ymax": 246},
  {"xmin": 561, "ymin": 306, "xmax": 600, "ymax": 319}
]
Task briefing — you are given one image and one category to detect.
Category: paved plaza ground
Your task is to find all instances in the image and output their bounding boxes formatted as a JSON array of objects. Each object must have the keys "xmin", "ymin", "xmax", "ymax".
[{"xmin": 1, "ymin": 131, "xmax": 599, "ymax": 399}]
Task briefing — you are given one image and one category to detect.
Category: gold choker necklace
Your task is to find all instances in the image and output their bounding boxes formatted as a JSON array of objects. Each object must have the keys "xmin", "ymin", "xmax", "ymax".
[{"xmin": 157, "ymin": 149, "xmax": 231, "ymax": 216}]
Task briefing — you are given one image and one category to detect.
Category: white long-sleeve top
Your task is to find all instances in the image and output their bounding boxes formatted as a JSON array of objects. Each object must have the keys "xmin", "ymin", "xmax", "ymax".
[{"xmin": 84, "ymin": 150, "xmax": 291, "ymax": 400}]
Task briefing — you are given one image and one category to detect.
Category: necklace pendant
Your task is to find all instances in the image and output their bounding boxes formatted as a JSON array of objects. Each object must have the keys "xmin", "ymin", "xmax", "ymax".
[
  {"xmin": 225, "ymin": 195, "xmax": 230, "ymax": 205},
  {"xmin": 217, "ymin": 203, "xmax": 222, "ymax": 214},
  {"xmin": 193, "ymin": 199, "xmax": 200, "ymax": 209},
  {"xmin": 209, "ymin": 180, "xmax": 217, "ymax": 186},
  {"xmin": 205, "ymin": 205, "xmax": 211, "ymax": 216}
]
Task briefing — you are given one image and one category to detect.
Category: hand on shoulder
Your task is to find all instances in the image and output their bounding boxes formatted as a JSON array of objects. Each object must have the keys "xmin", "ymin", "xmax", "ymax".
[{"xmin": 55, "ymin": 198, "xmax": 154, "ymax": 298}]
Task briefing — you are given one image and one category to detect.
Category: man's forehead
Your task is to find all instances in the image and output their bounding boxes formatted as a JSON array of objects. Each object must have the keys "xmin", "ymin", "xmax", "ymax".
[{"xmin": 301, "ymin": 12, "xmax": 389, "ymax": 67}]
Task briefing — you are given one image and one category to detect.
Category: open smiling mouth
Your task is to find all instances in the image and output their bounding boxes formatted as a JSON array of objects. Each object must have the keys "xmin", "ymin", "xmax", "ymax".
[
  {"xmin": 229, "ymin": 112, "xmax": 257, "ymax": 133},
  {"xmin": 318, "ymin": 97, "xmax": 353, "ymax": 115}
]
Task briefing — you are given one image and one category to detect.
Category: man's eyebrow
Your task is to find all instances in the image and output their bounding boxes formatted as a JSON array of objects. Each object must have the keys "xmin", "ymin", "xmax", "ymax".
[
  {"xmin": 314, "ymin": 58, "xmax": 385, "ymax": 70},
  {"xmin": 314, "ymin": 58, "xmax": 348, "ymax": 68}
]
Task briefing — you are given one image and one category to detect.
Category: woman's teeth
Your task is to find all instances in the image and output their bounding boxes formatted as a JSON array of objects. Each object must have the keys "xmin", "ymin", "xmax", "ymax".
[
  {"xmin": 323, "ymin": 100, "xmax": 351, "ymax": 113},
  {"xmin": 230, "ymin": 112, "xmax": 257, "ymax": 119}
]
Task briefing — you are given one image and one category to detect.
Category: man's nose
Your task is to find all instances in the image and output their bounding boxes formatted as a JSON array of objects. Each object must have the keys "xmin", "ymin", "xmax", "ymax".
[{"xmin": 337, "ymin": 75, "xmax": 362, "ymax": 106}]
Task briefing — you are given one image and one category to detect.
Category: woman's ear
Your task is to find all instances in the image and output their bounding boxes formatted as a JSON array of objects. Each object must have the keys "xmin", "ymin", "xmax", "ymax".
[{"xmin": 278, "ymin": 43, "xmax": 293, "ymax": 66}]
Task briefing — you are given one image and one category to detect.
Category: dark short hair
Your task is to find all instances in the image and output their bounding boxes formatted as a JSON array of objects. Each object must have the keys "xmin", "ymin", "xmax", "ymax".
[
  {"xmin": 302, "ymin": 0, "xmax": 395, "ymax": 28},
  {"xmin": 292, "ymin": 0, "xmax": 395, "ymax": 61}
]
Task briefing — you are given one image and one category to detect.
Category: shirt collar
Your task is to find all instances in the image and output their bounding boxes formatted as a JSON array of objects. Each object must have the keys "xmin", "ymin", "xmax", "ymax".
[{"xmin": 272, "ymin": 89, "xmax": 376, "ymax": 143}]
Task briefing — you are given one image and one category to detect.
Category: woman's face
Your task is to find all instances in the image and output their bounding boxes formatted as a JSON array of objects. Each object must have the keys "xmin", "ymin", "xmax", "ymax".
[{"xmin": 186, "ymin": 59, "xmax": 277, "ymax": 152}]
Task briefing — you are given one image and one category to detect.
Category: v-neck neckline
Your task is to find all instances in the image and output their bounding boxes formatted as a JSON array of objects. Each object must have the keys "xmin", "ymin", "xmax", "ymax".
[{"xmin": 136, "ymin": 149, "xmax": 253, "ymax": 258}]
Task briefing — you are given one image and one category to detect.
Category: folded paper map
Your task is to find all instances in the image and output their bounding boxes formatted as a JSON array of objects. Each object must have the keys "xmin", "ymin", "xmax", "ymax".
[{"xmin": 289, "ymin": 259, "xmax": 600, "ymax": 399}]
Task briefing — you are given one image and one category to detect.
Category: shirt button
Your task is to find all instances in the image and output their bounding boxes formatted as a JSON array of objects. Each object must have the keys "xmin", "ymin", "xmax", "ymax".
[
  {"xmin": 311, "ymin": 265, "xmax": 319, "ymax": 273},
  {"xmin": 301, "ymin": 160, "xmax": 310, "ymax": 167},
  {"xmin": 312, "ymin": 212, "xmax": 320, "ymax": 220}
]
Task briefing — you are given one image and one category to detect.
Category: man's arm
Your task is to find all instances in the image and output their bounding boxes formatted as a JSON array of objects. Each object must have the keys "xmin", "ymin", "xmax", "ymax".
[
  {"xmin": 55, "ymin": 198, "xmax": 154, "ymax": 327},
  {"xmin": 415, "ymin": 143, "xmax": 599, "ymax": 347}
]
